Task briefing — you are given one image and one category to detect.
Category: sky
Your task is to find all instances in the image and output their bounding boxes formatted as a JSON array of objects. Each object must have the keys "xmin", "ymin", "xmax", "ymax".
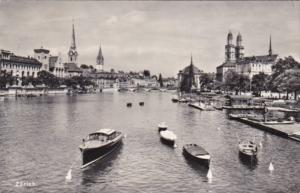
[{"xmin": 0, "ymin": 1, "xmax": 299, "ymax": 77}]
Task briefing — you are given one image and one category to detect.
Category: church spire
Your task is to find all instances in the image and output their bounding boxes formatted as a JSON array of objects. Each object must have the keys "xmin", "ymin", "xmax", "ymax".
[
  {"xmin": 268, "ymin": 35, "xmax": 272, "ymax": 56},
  {"xmin": 68, "ymin": 20, "xmax": 78, "ymax": 63},
  {"xmin": 71, "ymin": 21, "xmax": 76, "ymax": 49},
  {"xmin": 190, "ymin": 54, "xmax": 193, "ymax": 66},
  {"xmin": 96, "ymin": 43, "xmax": 104, "ymax": 71}
]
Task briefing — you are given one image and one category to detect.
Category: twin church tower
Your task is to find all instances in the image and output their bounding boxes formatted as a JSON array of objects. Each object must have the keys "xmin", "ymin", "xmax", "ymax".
[{"xmin": 224, "ymin": 31, "xmax": 273, "ymax": 62}]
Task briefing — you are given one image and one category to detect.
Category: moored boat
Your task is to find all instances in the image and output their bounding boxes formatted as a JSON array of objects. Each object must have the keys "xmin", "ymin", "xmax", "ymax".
[
  {"xmin": 183, "ymin": 144, "xmax": 211, "ymax": 168},
  {"xmin": 139, "ymin": 102, "xmax": 144, "ymax": 106},
  {"xmin": 79, "ymin": 128, "xmax": 123, "ymax": 168},
  {"xmin": 171, "ymin": 95, "xmax": 179, "ymax": 102},
  {"xmin": 127, "ymin": 102, "xmax": 132, "ymax": 107},
  {"xmin": 238, "ymin": 140, "xmax": 258, "ymax": 159},
  {"xmin": 160, "ymin": 130, "xmax": 177, "ymax": 146},
  {"xmin": 158, "ymin": 122, "xmax": 168, "ymax": 132}
]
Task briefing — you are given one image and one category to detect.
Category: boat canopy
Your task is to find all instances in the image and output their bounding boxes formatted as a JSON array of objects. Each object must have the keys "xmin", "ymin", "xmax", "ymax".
[{"xmin": 90, "ymin": 128, "xmax": 116, "ymax": 136}]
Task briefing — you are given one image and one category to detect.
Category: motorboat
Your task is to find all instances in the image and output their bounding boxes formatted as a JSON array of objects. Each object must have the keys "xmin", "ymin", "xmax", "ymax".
[
  {"xmin": 171, "ymin": 95, "xmax": 179, "ymax": 102},
  {"xmin": 183, "ymin": 144, "xmax": 211, "ymax": 168},
  {"xmin": 79, "ymin": 128, "xmax": 123, "ymax": 168},
  {"xmin": 238, "ymin": 140, "xmax": 258, "ymax": 159},
  {"xmin": 159, "ymin": 130, "xmax": 177, "ymax": 146},
  {"xmin": 289, "ymin": 131, "xmax": 300, "ymax": 142},
  {"xmin": 158, "ymin": 122, "xmax": 168, "ymax": 132}
]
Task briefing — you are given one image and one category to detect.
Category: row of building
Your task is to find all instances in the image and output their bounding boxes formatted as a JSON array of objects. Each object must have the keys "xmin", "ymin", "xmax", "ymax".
[{"xmin": 0, "ymin": 22, "xmax": 105, "ymax": 80}]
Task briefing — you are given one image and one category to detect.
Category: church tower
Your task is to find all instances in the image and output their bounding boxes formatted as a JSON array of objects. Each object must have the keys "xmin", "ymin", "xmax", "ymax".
[
  {"xmin": 96, "ymin": 44, "xmax": 104, "ymax": 72},
  {"xmin": 68, "ymin": 22, "xmax": 78, "ymax": 63},
  {"xmin": 225, "ymin": 31, "xmax": 235, "ymax": 62},
  {"xmin": 235, "ymin": 32, "xmax": 244, "ymax": 60},
  {"xmin": 268, "ymin": 35, "xmax": 272, "ymax": 56}
]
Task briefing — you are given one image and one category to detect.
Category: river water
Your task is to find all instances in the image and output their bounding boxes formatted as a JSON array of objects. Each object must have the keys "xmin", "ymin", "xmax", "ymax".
[{"xmin": 0, "ymin": 91, "xmax": 299, "ymax": 193}]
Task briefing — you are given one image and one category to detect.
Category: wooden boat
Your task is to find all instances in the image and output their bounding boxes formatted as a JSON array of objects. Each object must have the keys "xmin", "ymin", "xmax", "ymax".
[
  {"xmin": 139, "ymin": 102, "xmax": 144, "ymax": 106},
  {"xmin": 263, "ymin": 120, "xmax": 295, "ymax": 125},
  {"xmin": 289, "ymin": 132, "xmax": 300, "ymax": 142},
  {"xmin": 238, "ymin": 140, "xmax": 258, "ymax": 159},
  {"xmin": 158, "ymin": 122, "xmax": 168, "ymax": 132},
  {"xmin": 126, "ymin": 103, "xmax": 132, "ymax": 107},
  {"xmin": 79, "ymin": 128, "xmax": 123, "ymax": 168},
  {"xmin": 160, "ymin": 130, "xmax": 177, "ymax": 146},
  {"xmin": 183, "ymin": 144, "xmax": 211, "ymax": 168},
  {"xmin": 171, "ymin": 95, "xmax": 179, "ymax": 102}
]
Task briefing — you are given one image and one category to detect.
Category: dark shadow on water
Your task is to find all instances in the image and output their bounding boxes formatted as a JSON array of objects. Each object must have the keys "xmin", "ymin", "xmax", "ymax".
[
  {"xmin": 238, "ymin": 153, "xmax": 258, "ymax": 170},
  {"xmin": 183, "ymin": 153, "xmax": 209, "ymax": 179},
  {"xmin": 80, "ymin": 143, "xmax": 123, "ymax": 186}
]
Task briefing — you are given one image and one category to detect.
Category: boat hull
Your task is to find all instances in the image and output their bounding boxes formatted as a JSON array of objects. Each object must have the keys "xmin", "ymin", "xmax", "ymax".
[
  {"xmin": 183, "ymin": 148, "xmax": 210, "ymax": 168},
  {"xmin": 160, "ymin": 136, "xmax": 175, "ymax": 146},
  {"xmin": 80, "ymin": 137, "xmax": 123, "ymax": 168},
  {"xmin": 239, "ymin": 150, "xmax": 257, "ymax": 160}
]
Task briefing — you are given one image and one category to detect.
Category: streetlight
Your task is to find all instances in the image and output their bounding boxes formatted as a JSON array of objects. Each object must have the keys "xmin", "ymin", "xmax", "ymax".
[{"xmin": 248, "ymin": 69, "xmax": 252, "ymax": 95}]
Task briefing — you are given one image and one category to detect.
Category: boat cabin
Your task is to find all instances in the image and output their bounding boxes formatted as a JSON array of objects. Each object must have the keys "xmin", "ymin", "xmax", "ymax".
[{"xmin": 87, "ymin": 129, "xmax": 118, "ymax": 141}]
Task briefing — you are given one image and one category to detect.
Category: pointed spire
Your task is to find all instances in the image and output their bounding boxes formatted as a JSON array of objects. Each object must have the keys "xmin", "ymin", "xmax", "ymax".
[
  {"xmin": 269, "ymin": 35, "xmax": 272, "ymax": 56},
  {"xmin": 96, "ymin": 43, "xmax": 104, "ymax": 65},
  {"xmin": 71, "ymin": 20, "xmax": 76, "ymax": 49},
  {"xmin": 190, "ymin": 54, "xmax": 193, "ymax": 66}
]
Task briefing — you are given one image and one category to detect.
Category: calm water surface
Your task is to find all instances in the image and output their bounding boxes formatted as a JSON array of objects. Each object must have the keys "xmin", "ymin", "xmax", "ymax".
[{"xmin": 0, "ymin": 92, "xmax": 299, "ymax": 193}]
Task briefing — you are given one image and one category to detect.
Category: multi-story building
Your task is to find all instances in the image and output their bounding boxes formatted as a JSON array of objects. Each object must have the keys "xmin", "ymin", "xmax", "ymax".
[
  {"xmin": 34, "ymin": 47, "xmax": 50, "ymax": 71},
  {"xmin": 0, "ymin": 49, "xmax": 42, "ymax": 78},
  {"xmin": 49, "ymin": 53, "xmax": 65, "ymax": 78},
  {"xmin": 216, "ymin": 32, "xmax": 277, "ymax": 82}
]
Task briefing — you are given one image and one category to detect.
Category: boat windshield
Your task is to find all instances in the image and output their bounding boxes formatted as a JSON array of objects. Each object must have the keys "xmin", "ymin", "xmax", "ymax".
[{"xmin": 88, "ymin": 133, "xmax": 107, "ymax": 141}]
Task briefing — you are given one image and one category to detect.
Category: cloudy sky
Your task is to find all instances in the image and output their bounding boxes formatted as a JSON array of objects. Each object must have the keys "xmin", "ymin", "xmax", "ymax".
[{"xmin": 0, "ymin": 1, "xmax": 299, "ymax": 77}]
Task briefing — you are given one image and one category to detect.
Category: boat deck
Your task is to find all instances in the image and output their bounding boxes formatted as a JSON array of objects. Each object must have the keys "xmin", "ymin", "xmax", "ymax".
[{"xmin": 184, "ymin": 144, "xmax": 209, "ymax": 155}]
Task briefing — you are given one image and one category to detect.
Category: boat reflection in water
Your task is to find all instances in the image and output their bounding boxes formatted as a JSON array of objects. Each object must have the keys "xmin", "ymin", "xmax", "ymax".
[
  {"xmin": 239, "ymin": 153, "xmax": 258, "ymax": 170},
  {"xmin": 79, "ymin": 128, "xmax": 124, "ymax": 168}
]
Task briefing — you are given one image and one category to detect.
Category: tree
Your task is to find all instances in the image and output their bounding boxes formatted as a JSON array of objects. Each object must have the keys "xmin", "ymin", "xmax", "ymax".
[
  {"xmin": 199, "ymin": 73, "xmax": 214, "ymax": 91},
  {"xmin": 143, "ymin": 70, "xmax": 150, "ymax": 78},
  {"xmin": 0, "ymin": 71, "xmax": 14, "ymax": 88},
  {"xmin": 223, "ymin": 70, "xmax": 249, "ymax": 95},
  {"xmin": 37, "ymin": 70, "xmax": 60, "ymax": 88},
  {"xmin": 158, "ymin": 73, "xmax": 164, "ymax": 87},
  {"xmin": 80, "ymin": 64, "xmax": 89, "ymax": 69},
  {"xmin": 268, "ymin": 56, "xmax": 300, "ymax": 98},
  {"xmin": 251, "ymin": 72, "xmax": 269, "ymax": 96}
]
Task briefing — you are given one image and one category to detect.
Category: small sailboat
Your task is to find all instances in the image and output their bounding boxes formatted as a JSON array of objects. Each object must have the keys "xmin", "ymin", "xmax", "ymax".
[
  {"xmin": 158, "ymin": 122, "xmax": 168, "ymax": 132},
  {"xmin": 159, "ymin": 130, "xmax": 177, "ymax": 146}
]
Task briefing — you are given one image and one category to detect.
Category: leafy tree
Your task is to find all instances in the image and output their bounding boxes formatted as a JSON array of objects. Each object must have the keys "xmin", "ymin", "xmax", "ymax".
[
  {"xmin": 200, "ymin": 73, "xmax": 214, "ymax": 91},
  {"xmin": 80, "ymin": 64, "xmax": 89, "ymax": 69},
  {"xmin": 143, "ymin": 70, "xmax": 150, "ymax": 78},
  {"xmin": 37, "ymin": 70, "xmax": 60, "ymax": 88},
  {"xmin": 158, "ymin": 73, "xmax": 164, "ymax": 87},
  {"xmin": 224, "ymin": 70, "xmax": 249, "ymax": 95},
  {"xmin": 251, "ymin": 72, "xmax": 269, "ymax": 96},
  {"xmin": 0, "ymin": 71, "xmax": 14, "ymax": 88}
]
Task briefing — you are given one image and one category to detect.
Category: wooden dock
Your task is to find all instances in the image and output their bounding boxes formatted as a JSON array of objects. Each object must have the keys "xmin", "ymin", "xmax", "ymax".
[{"xmin": 231, "ymin": 116, "xmax": 300, "ymax": 142}]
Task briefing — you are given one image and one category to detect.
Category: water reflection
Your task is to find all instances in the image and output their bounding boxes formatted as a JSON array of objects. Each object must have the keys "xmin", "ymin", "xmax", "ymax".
[
  {"xmin": 238, "ymin": 153, "xmax": 258, "ymax": 170},
  {"xmin": 81, "ymin": 143, "xmax": 123, "ymax": 186}
]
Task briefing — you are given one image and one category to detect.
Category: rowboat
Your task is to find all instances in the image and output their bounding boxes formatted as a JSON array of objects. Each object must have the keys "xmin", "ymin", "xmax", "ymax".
[{"xmin": 183, "ymin": 144, "xmax": 211, "ymax": 168}]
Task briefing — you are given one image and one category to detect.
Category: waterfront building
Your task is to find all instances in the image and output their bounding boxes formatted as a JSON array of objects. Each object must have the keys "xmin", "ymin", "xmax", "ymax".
[
  {"xmin": 216, "ymin": 32, "xmax": 278, "ymax": 82},
  {"xmin": 0, "ymin": 49, "xmax": 42, "ymax": 78},
  {"xmin": 34, "ymin": 47, "xmax": 50, "ymax": 71},
  {"xmin": 49, "ymin": 53, "xmax": 65, "ymax": 78},
  {"xmin": 178, "ymin": 56, "xmax": 203, "ymax": 91},
  {"xmin": 95, "ymin": 45, "xmax": 104, "ymax": 72}
]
